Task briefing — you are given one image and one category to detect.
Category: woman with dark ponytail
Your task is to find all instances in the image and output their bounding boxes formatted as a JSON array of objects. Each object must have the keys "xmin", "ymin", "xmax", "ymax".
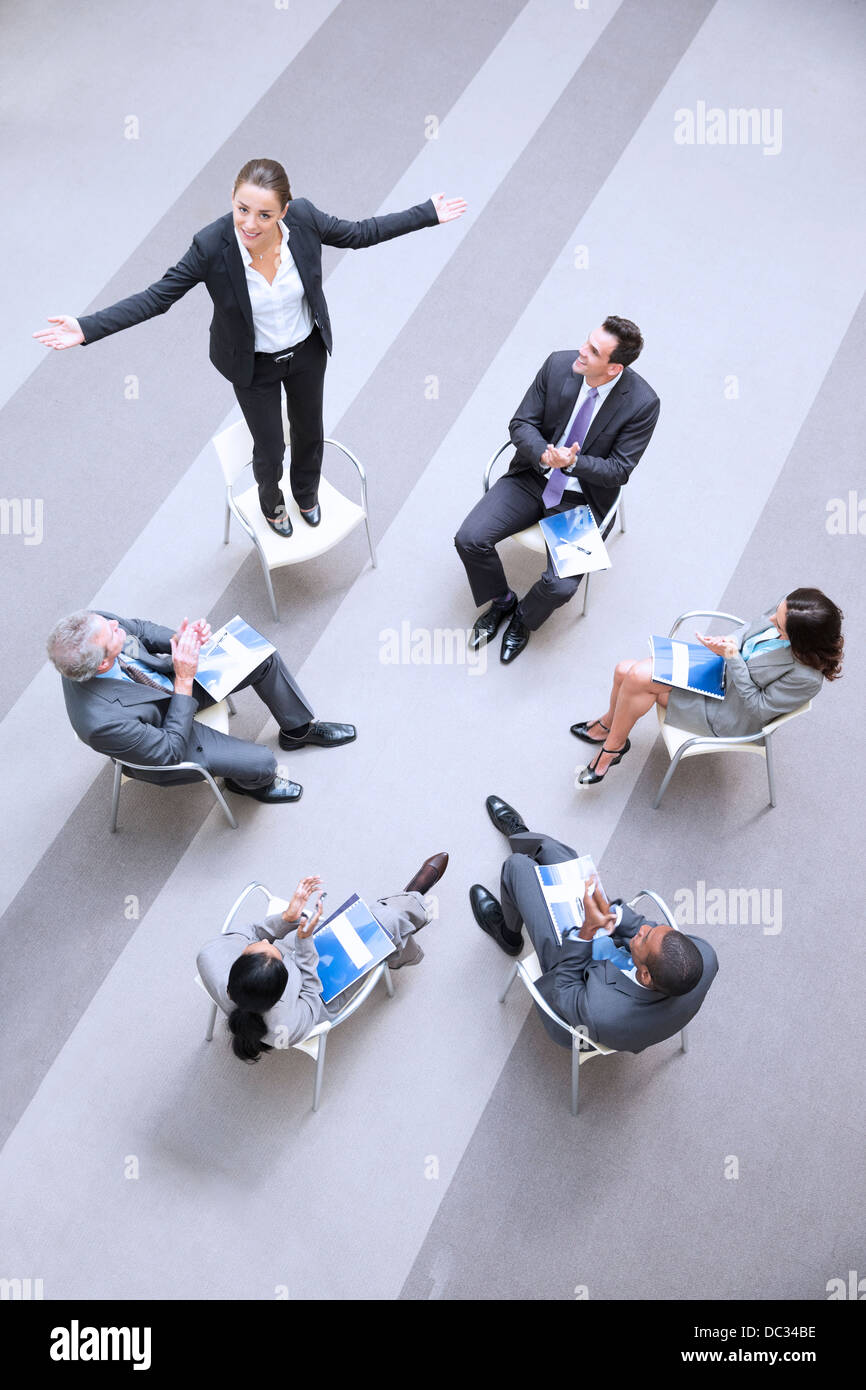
[
  {"xmin": 572, "ymin": 588, "xmax": 844, "ymax": 786},
  {"xmin": 198, "ymin": 853, "xmax": 448, "ymax": 1063},
  {"xmin": 35, "ymin": 161, "xmax": 466, "ymax": 536}
]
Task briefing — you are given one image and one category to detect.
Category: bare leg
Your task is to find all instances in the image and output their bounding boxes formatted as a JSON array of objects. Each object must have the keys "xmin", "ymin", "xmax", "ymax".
[
  {"xmin": 588, "ymin": 659, "xmax": 669, "ymax": 775},
  {"xmin": 585, "ymin": 659, "xmax": 641, "ymax": 739}
]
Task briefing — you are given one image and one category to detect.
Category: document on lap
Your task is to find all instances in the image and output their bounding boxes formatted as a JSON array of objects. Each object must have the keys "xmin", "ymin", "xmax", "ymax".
[
  {"xmin": 538, "ymin": 505, "xmax": 611, "ymax": 579},
  {"xmin": 193, "ymin": 615, "xmax": 275, "ymax": 702},
  {"xmin": 312, "ymin": 895, "xmax": 397, "ymax": 1004},
  {"xmin": 649, "ymin": 634, "xmax": 726, "ymax": 699},
  {"xmin": 535, "ymin": 855, "xmax": 606, "ymax": 946}
]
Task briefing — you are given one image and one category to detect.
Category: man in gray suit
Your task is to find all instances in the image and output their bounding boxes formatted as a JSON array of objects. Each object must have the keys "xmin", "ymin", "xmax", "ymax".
[
  {"xmin": 454, "ymin": 316, "xmax": 660, "ymax": 663},
  {"xmin": 470, "ymin": 797, "xmax": 718, "ymax": 1052},
  {"xmin": 47, "ymin": 609, "xmax": 356, "ymax": 803}
]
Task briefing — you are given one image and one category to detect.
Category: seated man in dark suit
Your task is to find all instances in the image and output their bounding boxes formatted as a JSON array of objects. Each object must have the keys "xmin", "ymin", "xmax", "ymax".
[
  {"xmin": 470, "ymin": 796, "xmax": 718, "ymax": 1052},
  {"xmin": 454, "ymin": 316, "xmax": 660, "ymax": 663},
  {"xmin": 47, "ymin": 609, "xmax": 356, "ymax": 804}
]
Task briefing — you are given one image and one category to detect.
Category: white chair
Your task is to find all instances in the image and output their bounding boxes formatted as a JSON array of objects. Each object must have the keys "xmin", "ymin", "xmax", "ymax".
[
  {"xmin": 482, "ymin": 441, "xmax": 625, "ymax": 616},
  {"xmin": 214, "ymin": 418, "xmax": 376, "ymax": 621},
  {"xmin": 653, "ymin": 609, "xmax": 813, "ymax": 810},
  {"xmin": 108, "ymin": 697, "xmax": 238, "ymax": 831},
  {"xmin": 202, "ymin": 882, "xmax": 395, "ymax": 1112},
  {"xmin": 498, "ymin": 889, "xmax": 689, "ymax": 1115}
]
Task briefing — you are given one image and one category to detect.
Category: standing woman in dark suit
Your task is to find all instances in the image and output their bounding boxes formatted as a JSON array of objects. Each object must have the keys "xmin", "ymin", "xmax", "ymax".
[{"xmin": 34, "ymin": 159, "xmax": 466, "ymax": 538}]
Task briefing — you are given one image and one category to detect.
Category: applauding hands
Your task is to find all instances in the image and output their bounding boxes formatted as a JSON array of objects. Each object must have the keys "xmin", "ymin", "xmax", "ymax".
[
  {"xmin": 695, "ymin": 632, "xmax": 738, "ymax": 659},
  {"xmin": 283, "ymin": 876, "xmax": 326, "ymax": 938}
]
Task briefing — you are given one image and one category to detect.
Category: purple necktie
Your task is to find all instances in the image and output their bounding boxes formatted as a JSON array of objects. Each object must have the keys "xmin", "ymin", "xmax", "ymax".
[{"xmin": 541, "ymin": 386, "xmax": 598, "ymax": 509}]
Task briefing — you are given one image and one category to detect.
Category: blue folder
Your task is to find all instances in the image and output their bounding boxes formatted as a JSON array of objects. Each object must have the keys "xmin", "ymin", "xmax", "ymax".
[
  {"xmin": 649, "ymin": 634, "xmax": 726, "ymax": 699},
  {"xmin": 312, "ymin": 894, "xmax": 396, "ymax": 1004}
]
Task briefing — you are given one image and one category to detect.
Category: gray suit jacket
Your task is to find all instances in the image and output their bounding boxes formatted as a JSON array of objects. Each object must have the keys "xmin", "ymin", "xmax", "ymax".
[
  {"xmin": 197, "ymin": 913, "xmax": 328, "ymax": 1048},
  {"xmin": 62, "ymin": 612, "xmax": 207, "ymax": 784},
  {"xmin": 709, "ymin": 608, "xmax": 823, "ymax": 737},
  {"xmin": 507, "ymin": 351, "xmax": 660, "ymax": 524},
  {"xmin": 536, "ymin": 903, "xmax": 718, "ymax": 1053}
]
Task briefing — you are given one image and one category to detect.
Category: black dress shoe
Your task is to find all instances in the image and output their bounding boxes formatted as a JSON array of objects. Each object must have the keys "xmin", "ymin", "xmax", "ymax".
[
  {"xmin": 576, "ymin": 741, "xmax": 631, "ymax": 786},
  {"xmin": 570, "ymin": 719, "xmax": 610, "ymax": 745},
  {"xmin": 500, "ymin": 612, "xmax": 530, "ymax": 664},
  {"xmin": 224, "ymin": 775, "xmax": 303, "ymax": 803},
  {"xmin": 278, "ymin": 720, "xmax": 357, "ymax": 750},
  {"xmin": 485, "ymin": 795, "xmax": 528, "ymax": 838},
  {"xmin": 300, "ymin": 503, "xmax": 321, "ymax": 527},
  {"xmin": 470, "ymin": 884, "xmax": 523, "ymax": 956},
  {"xmin": 404, "ymin": 852, "xmax": 449, "ymax": 895},
  {"xmin": 469, "ymin": 593, "xmax": 517, "ymax": 651},
  {"xmin": 265, "ymin": 511, "xmax": 293, "ymax": 538}
]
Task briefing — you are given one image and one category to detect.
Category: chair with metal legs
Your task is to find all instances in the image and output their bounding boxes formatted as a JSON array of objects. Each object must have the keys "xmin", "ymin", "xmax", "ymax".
[
  {"xmin": 498, "ymin": 889, "xmax": 689, "ymax": 1115},
  {"xmin": 653, "ymin": 610, "xmax": 813, "ymax": 810},
  {"xmin": 201, "ymin": 882, "xmax": 396, "ymax": 1112},
  {"xmin": 108, "ymin": 697, "xmax": 238, "ymax": 831},
  {"xmin": 481, "ymin": 441, "xmax": 625, "ymax": 616},
  {"xmin": 214, "ymin": 417, "xmax": 376, "ymax": 622}
]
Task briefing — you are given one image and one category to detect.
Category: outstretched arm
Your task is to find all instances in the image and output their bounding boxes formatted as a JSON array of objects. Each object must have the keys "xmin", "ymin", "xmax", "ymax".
[
  {"xmin": 302, "ymin": 193, "xmax": 465, "ymax": 250},
  {"xmin": 34, "ymin": 234, "xmax": 209, "ymax": 348}
]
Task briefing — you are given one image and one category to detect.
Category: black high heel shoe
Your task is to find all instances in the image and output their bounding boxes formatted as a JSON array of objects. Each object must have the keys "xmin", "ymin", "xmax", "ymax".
[
  {"xmin": 576, "ymin": 740, "xmax": 631, "ymax": 786},
  {"xmin": 570, "ymin": 718, "xmax": 610, "ymax": 745}
]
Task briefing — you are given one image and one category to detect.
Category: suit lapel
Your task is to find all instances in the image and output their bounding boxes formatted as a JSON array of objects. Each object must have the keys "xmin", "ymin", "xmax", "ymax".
[
  {"xmin": 581, "ymin": 369, "xmax": 631, "ymax": 455},
  {"xmin": 86, "ymin": 678, "xmax": 173, "ymax": 706},
  {"xmin": 222, "ymin": 221, "xmax": 255, "ymax": 336},
  {"xmin": 553, "ymin": 365, "xmax": 581, "ymax": 438}
]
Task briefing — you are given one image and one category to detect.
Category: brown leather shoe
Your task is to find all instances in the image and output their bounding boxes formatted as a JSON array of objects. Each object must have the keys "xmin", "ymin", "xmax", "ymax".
[{"xmin": 404, "ymin": 852, "xmax": 449, "ymax": 895}]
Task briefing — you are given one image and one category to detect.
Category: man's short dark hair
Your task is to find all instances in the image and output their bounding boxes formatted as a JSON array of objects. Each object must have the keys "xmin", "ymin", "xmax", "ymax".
[
  {"xmin": 603, "ymin": 315, "xmax": 644, "ymax": 368},
  {"xmin": 651, "ymin": 932, "xmax": 703, "ymax": 996}
]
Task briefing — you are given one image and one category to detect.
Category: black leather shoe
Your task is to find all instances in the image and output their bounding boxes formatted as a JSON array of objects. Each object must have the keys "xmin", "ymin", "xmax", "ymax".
[
  {"xmin": 224, "ymin": 775, "xmax": 303, "ymax": 803},
  {"xmin": 469, "ymin": 593, "xmax": 517, "ymax": 651},
  {"xmin": 570, "ymin": 719, "xmax": 610, "ymax": 745},
  {"xmin": 576, "ymin": 741, "xmax": 631, "ymax": 786},
  {"xmin": 470, "ymin": 884, "xmax": 523, "ymax": 956},
  {"xmin": 278, "ymin": 720, "xmax": 356, "ymax": 750},
  {"xmin": 404, "ymin": 852, "xmax": 449, "ymax": 895},
  {"xmin": 485, "ymin": 794, "xmax": 528, "ymax": 838},
  {"xmin": 300, "ymin": 503, "xmax": 321, "ymax": 527},
  {"xmin": 265, "ymin": 510, "xmax": 293, "ymax": 538},
  {"xmin": 500, "ymin": 613, "xmax": 530, "ymax": 664}
]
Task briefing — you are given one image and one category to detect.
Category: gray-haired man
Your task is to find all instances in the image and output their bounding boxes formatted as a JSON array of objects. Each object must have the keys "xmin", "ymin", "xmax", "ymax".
[{"xmin": 48, "ymin": 609, "xmax": 356, "ymax": 803}]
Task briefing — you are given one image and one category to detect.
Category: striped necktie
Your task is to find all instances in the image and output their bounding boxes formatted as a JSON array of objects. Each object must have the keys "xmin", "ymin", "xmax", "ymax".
[{"xmin": 117, "ymin": 655, "xmax": 174, "ymax": 693}]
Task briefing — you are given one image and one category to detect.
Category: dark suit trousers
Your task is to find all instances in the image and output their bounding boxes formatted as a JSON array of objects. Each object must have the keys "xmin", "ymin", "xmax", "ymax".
[
  {"xmin": 189, "ymin": 651, "xmax": 314, "ymax": 789},
  {"xmin": 454, "ymin": 473, "xmax": 586, "ymax": 630},
  {"xmin": 499, "ymin": 830, "xmax": 579, "ymax": 972},
  {"xmin": 232, "ymin": 327, "xmax": 328, "ymax": 516}
]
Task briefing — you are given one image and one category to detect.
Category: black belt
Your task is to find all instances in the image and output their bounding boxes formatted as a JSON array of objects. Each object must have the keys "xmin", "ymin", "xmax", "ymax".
[{"xmin": 256, "ymin": 328, "xmax": 315, "ymax": 363}]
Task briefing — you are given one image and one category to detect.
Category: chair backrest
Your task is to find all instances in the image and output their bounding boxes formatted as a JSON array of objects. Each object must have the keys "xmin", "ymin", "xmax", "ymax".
[
  {"xmin": 482, "ymin": 441, "xmax": 513, "ymax": 494},
  {"xmin": 762, "ymin": 699, "xmax": 812, "ymax": 734}
]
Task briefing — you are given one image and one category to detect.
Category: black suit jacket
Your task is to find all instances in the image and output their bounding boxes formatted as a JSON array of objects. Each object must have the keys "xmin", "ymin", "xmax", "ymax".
[
  {"xmin": 536, "ymin": 903, "xmax": 718, "ymax": 1053},
  {"xmin": 507, "ymin": 351, "xmax": 661, "ymax": 524},
  {"xmin": 77, "ymin": 197, "xmax": 440, "ymax": 387}
]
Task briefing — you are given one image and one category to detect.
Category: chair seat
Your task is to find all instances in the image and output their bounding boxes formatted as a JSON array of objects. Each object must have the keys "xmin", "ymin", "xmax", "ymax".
[
  {"xmin": 193, "ymin": 701, "xmax": 230, "ymax": 735},
  {"xmin": 120, "ymin": 699, "xmax": 230, "ymax": 783},
  {"xmin": 518, "ymin": 950, "xmax": 615, "ymax": 1057},
  {"xmin": 657, "ymin": 708, "xmax": 766, "ymax": 761},
  {"xmin": 232, "ymin": 475, "xmax": 366, "ymax": 570},
  {"xmin": 512, "ymin": 524, "xmax": 546, "ymax": 553}
]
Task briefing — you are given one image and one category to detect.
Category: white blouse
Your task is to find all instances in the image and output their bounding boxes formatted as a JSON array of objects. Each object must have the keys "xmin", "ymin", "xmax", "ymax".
[{"xmin": 235, "ymin": 219, "xmax": 313, "ymax": 353}]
